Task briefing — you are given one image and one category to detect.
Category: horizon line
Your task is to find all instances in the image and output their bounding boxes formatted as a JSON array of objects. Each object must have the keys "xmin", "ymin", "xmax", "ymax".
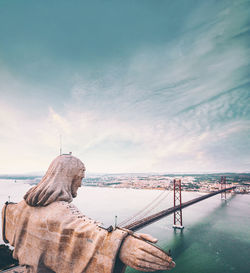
[{"xmin": 0, "ymin": 171, "xmax": 250, "ymax": 178}]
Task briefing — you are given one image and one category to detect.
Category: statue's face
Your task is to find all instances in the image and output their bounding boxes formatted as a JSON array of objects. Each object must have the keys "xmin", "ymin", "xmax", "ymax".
[{"xmin": 71, "ymin": 169, "xmax": 85, "ymax": 198}]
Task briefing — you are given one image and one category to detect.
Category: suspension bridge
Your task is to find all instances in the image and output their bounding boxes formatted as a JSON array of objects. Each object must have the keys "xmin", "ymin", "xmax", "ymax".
[{"xmin": 119, "ymin": 177, "xmax": 235, "ymax": 231}]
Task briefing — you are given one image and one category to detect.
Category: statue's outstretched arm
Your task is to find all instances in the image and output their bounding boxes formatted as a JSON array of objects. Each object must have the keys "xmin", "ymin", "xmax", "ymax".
[{"xmin": 119, "ymin": 233, "xmax": 175, "ymax": 272}]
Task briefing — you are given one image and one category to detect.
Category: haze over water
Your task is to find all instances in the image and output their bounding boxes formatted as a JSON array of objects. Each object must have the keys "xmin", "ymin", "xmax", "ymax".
[{"xmin": 1, "ymin": 180, "xmax": 249, "ymax": 273}]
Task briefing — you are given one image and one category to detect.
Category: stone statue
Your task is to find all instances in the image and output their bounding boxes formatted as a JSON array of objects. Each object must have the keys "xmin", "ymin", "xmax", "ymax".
[{"xmin": 2, "ymin": 155, "xmax": 175, "ymax": 273}]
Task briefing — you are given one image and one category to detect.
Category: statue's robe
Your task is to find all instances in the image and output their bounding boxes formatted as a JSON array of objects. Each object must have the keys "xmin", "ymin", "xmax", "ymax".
[{"xmin": 2, "ymin": 201, "xmax": 128, "ymax": 273}]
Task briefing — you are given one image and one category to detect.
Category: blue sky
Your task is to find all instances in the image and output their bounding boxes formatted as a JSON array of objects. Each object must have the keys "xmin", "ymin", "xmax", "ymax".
[{"xmin": 0, "ymin": 0, "xmax": 249, "ymax": 174}]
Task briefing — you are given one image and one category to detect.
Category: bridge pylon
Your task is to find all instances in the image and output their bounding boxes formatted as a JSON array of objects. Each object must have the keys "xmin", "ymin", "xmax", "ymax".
[
  {"xmin": 220, "ymin": 176, "xmax": 227, "ymax": 200},
  {"xmin": 173, "ymin": 179, "xmax": 184, "ymax": 229}
]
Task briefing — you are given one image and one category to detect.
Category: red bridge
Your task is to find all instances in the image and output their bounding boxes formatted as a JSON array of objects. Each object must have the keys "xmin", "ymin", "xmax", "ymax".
[{"xmin": 121, "ymin": 179, "xmax": 235, "ymax": 231}]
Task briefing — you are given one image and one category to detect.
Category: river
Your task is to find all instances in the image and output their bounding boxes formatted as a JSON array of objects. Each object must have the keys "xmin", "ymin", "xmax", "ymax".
[{"xmin": 0, "ymin": 180, "xmax": 249, "ymax": 273}]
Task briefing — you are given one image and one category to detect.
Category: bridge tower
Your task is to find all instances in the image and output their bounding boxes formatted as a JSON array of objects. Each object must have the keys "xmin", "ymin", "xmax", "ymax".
[
  {"xmin": 173, "ymin": 179, "xmax": 184, "ymax": 229},
  {"xmin": 220, "ymin": 176, "xmax": 227, "ymax": 199}
]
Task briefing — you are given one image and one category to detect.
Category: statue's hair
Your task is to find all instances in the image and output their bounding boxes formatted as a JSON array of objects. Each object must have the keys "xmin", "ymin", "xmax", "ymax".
[{"xmin": 24, "ymin": 155, "xmax": 85, "ymax": 207}]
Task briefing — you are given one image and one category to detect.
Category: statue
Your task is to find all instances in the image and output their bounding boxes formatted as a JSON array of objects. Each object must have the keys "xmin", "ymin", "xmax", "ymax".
[{"xmin": 2, "ymin": 155, "xmax": 175, "ymax": 273}]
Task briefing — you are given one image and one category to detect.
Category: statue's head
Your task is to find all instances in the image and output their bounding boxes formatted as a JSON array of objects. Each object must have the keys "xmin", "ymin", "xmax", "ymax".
[{"xmin": 24, "ymin": 155, "xmax": 85, "ymax": 206}]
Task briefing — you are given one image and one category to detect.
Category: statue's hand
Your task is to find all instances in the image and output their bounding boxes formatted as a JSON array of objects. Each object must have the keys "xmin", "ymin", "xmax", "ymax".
[{"xmin": 119, "ymin": 235, "xmax": 175, "ymax": 272}]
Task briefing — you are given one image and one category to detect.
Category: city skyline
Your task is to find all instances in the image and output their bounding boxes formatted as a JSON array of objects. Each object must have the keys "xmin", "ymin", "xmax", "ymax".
[{"xmin": 0, "ymin": 0, "xmax": 249, "ymax": 174}]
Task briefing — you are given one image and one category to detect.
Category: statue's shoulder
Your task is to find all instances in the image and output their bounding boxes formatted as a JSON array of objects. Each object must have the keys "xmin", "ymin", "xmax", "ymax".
[
  {"xmin": 48, "ymin": 201, "xmax": 75, "ymax": 212},
  {"xmin": 4, "ymin": 201, "xmax": 72, "ymax": 221},
  {"xmin": 42, "ymin": 201, "xmax": 79, "ymax": 221}
]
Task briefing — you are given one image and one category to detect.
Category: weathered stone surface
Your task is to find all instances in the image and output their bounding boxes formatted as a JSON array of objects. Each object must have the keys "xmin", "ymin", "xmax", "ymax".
[
  {"xmin": 1, "ymin": 265, "xmax": 26, "ymax": 273},
  {"xmin": 119, "ymin": 234, "xmax": 175, "ymax": 272},
  {"xmin": 3, "ymin": 200, "xmax": 128, "ymax": 273},
  {"xmin": 24, "ymin": 155, "xmax": 86, "ymax": 207},
  {"xmin": 2, "ymin": 155, "xmax": 175, "ymax": 273}
]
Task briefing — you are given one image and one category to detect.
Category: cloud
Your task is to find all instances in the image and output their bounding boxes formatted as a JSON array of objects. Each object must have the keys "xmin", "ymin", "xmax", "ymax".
[
  {"xmin": 66, "ymin": 1, "xmax": 249, "ymax": 172},
  {"xmin": 0, "ymin": 0, "xmax": 249, "ymax": 173}
]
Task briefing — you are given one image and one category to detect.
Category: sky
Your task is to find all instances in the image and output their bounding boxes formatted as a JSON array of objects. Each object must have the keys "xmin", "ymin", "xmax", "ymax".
[{"xmin": 0, "ymin": 0, "xmax": 249, "ymax": 174}]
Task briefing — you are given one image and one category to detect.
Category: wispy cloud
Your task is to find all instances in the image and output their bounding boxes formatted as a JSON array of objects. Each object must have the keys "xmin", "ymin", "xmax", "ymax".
[{"xmin": 0, "ymin": 0, "xmax": 249, "ymax": 173}]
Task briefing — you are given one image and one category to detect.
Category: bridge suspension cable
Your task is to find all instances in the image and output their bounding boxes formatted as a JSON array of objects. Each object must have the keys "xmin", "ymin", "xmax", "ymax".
[
  {"xmin": 118, "ymin": 188, "xmax": 171, "ymax": 227},
  {"xmin": 124, "ymin": 191, "xmax": 172, "ymax": 227}
]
